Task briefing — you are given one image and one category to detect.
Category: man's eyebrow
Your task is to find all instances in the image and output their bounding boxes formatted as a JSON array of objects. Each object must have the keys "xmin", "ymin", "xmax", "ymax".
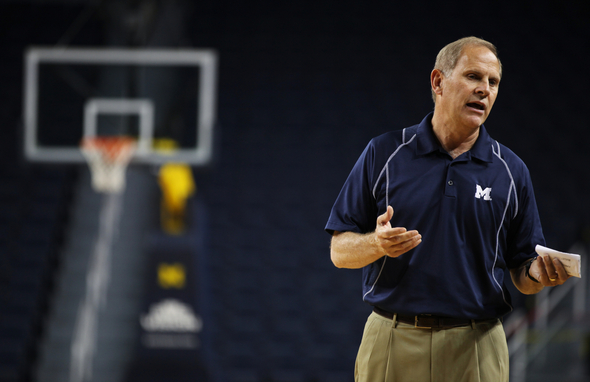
[{"xmin": 465, "ymin": 68, "xmax": 501, "ymax": 80}]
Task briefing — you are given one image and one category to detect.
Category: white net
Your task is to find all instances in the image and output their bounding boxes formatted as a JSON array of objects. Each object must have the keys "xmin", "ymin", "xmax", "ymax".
[{"xmin": 81, "ymin": 137, "xmax": 136, "ymax": 194}]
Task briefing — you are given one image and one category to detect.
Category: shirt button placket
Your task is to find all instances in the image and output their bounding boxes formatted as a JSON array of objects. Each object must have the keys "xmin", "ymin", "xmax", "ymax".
[{"xmin": 445, "ymin": 165, "xmax": 457, "ymax": 197}]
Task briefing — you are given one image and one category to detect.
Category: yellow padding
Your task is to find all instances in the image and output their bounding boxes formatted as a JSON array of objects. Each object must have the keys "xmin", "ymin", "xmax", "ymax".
[{"xmin": 158, "ymin": 163, "xmax": 196, "ymax": 234}]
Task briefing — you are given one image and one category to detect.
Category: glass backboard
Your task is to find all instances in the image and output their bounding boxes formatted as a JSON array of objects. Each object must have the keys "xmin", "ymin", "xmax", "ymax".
[{"xmin": 23, "ymin": 47, "xmax": 218, "ymax": 166}]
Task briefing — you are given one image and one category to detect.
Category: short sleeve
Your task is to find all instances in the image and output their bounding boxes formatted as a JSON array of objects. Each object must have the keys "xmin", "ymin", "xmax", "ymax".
[{"xmin": 325, "ymin": 141, "xmax": 379, "ymax": 235}]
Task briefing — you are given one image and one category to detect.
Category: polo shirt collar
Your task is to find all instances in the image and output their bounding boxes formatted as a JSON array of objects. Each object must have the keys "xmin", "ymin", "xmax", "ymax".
[{"xmin": 415, "ymin": 112, "xmax": 494, "ymax": 163}]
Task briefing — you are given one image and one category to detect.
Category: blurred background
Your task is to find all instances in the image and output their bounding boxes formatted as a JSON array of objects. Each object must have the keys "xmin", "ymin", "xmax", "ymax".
[{"xmin": 1, "ymin": 0, "xmax": 589, "ymax": 381}]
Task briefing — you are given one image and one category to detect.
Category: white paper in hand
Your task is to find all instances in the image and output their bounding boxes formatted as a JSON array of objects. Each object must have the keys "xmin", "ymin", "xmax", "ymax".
[{"xmin": 535, "ymin": 244, "xmax": 582, "ymax": 278}]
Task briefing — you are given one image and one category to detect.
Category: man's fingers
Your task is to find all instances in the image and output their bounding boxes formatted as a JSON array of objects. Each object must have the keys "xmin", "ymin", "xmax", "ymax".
[
  {"xmin": 377, "ymin": 206, "xmax": 394, "ymax": 227},
  {"xmin": 548, "ymin": 258, "xmax": 570, "ymax": 284},
  {"xmin": 536, "ymin": 256, "xmax": 552, "ymax": 284},
  {"xmin": 543, "ymin": 256, "xmax": 557, "ymax": 278},
  {"xmin": 384, "ymin": 233, "xmax": 422, "ymax": 257},
  {"xmin": 395, "ymin": 232, "xmax": 422, "ymax": 248},
  {"xmin": 388, "ymin": 230, "xmax": 420, "ymax": 244},
  {"xmin": 377, "ymin": 227, "xmax": 407, "ymax": 239},
  {"xmin": 538, "ymin": 256, "xmax": 570, "ymax": 285},
  {"xmin": 553, "ymin": 258, "xmax": 569, "ymax": 280},
  {"xmin": 386, "ymin": 205, "xmax": 393, "ymax": 222},
  {"xmin": 378, "ymin": 230, "xmax": 422, "ymax": 255}
]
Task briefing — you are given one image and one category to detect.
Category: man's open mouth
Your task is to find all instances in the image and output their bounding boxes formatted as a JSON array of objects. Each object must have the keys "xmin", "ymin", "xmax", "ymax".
[{"xmin": 467, "ymin": 102, "xmax": 484, "ymax": 111}]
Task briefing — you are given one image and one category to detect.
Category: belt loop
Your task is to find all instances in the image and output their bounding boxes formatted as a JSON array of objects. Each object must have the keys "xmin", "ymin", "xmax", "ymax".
[
  {"xmin": 393, "ymin": 313, "xmax": 398, "ymax": 328},
  {"xmin": 470, "ymin": 319, "xmax": 476, "ymax": 330}
]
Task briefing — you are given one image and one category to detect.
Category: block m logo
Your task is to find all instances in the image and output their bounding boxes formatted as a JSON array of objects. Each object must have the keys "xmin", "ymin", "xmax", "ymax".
[{"xmin": 475, "ymin": 184, "xmax": 492, "ymax": 201}]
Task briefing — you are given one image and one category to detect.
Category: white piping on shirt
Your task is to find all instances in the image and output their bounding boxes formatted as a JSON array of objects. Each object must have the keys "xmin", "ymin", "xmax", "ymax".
[
  {"xmin": 491, "ymin": 141, "xmax": 519, "ymax": 311},
  {"xmin": 371, "ymin": 129, "xmax": 417, "ymax": 203},
  {"xmin": 364, "ymin": 128, "xmax": 417, "ymax": 302}
]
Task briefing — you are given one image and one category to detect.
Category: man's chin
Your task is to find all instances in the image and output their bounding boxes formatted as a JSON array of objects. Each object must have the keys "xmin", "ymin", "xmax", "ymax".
[{"xmin": 463, "ymin": 114, "xmax": 487, "ymax": 129}]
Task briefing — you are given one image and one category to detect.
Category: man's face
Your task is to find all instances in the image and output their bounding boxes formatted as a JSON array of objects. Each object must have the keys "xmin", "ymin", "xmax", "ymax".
[{"xmin": 436, "ymin": 45, "xmax": 501, "ymax": 131}]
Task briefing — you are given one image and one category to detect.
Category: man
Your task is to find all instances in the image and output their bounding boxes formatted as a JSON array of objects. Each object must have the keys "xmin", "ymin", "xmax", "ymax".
[{"xmin": 325, "ymin": 36, "xmax": 571, "ymax": 382}]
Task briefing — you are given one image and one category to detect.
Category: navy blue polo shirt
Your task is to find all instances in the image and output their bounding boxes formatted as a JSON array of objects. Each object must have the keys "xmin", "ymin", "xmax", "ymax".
[{"xmin": 326, "ymin": 113, "xmax": 545, "ymax": 319}]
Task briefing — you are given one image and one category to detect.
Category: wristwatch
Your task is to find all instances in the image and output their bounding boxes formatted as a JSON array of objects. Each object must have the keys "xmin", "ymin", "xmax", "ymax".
[{"xmin": 525, "ymin": 257, "xmax": 540, "ymax": 283}]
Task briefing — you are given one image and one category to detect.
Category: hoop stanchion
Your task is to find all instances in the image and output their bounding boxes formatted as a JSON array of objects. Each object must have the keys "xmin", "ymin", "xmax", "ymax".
[{"xmin": 80, "ymin": 137, "xmax": 136, "ymax": 193}]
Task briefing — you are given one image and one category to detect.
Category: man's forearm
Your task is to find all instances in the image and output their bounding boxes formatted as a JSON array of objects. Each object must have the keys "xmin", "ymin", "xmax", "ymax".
[{"xmin": 330, "ymin": 231, "xmax": 385, "ymax": 269}]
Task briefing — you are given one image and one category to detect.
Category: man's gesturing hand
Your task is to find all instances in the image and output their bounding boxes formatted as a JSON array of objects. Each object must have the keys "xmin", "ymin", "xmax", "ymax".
[{"xmin": 374, "ymin": 206, "xmax": 422, "ymax": 258}]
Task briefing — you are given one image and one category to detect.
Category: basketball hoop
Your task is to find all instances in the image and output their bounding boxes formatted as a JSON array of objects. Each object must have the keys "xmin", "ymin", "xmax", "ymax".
[{"xmin": 81, "ymin": 137, "xmax": 136, "ymax": 193}]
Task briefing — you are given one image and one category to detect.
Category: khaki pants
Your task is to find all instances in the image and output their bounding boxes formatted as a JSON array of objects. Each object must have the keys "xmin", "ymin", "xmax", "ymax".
[{"xmin": 355, "ymin": 312, "xmax": 509, "ymax": 382}]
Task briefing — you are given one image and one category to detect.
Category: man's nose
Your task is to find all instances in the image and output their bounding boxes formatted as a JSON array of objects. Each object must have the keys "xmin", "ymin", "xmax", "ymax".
[{"xmin": 476, "ymin": 81, "xmax": 491, "ymax": 97}]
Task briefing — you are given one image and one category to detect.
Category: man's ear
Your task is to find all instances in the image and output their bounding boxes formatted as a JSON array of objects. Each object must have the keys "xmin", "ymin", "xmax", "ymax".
[{"xmin": 431, "ymin": 69, "xmax": 444, "ymax": 97}]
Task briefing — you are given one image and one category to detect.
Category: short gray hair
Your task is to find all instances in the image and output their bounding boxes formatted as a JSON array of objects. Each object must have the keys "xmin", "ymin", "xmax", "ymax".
[{"xmin": 431, "ymin": 36, "xmax": 502, "ymax": 103}]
